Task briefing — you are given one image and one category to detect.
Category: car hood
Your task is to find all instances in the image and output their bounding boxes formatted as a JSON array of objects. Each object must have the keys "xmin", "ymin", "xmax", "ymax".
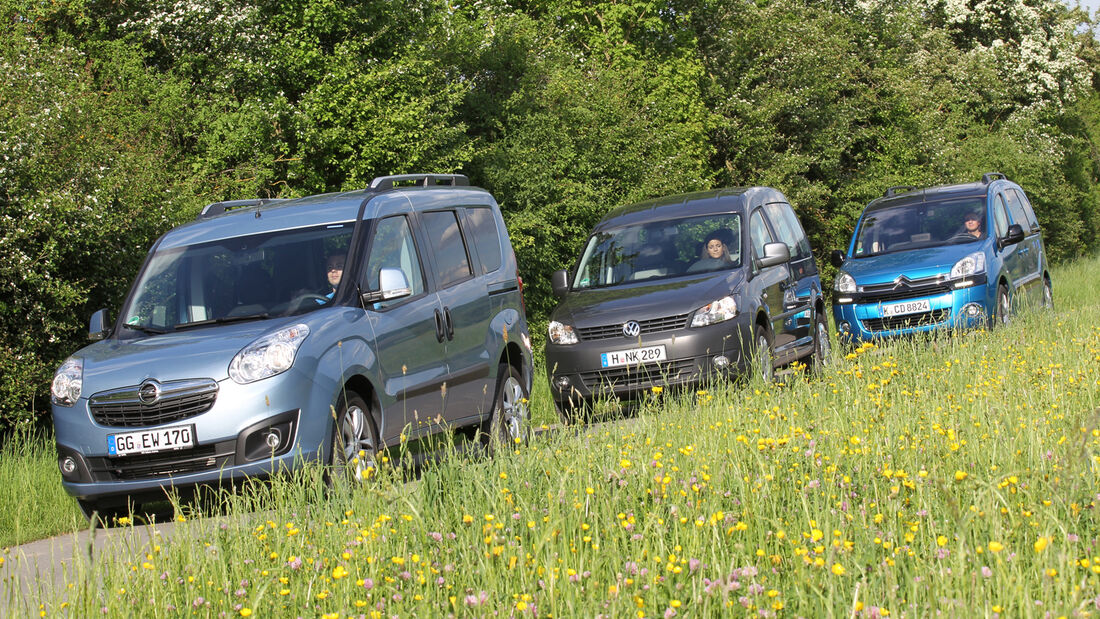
[
  {"xmin": 71, "ymin": 316, "xmax": 305, "ymax": 394},
  {"xmin": 842, "ymin": 242, "xmax": 987, "ymax": 285},
  {"xmin": 551, "ymin": 271, "xmax": 745, "ymax": 327}
]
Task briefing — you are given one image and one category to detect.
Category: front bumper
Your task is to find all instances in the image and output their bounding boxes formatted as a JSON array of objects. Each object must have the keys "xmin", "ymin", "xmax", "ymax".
[
  {"xmin": 544, "ymin": 317, "xmax": 754, "ymax": 405},
  {"xmin": 833, "ymin": 280, "xmax": 992, "ymax": 344},
  {"xmin": 51, "ymin": 369, "xmax": 334, "ymax": 503}
]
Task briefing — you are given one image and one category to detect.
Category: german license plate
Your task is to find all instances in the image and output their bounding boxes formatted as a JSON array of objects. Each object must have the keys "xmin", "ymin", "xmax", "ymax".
[
  {"xmin": 880, "ymin": 299, "xmax": 932, "ymax": 317},
  {"xmin": 601, "ymin": 345, "xmax": 667, "ymax": 368},
  {"xmin": 108, "ymin": 425, "xmax": 195, "ymax": 457}
]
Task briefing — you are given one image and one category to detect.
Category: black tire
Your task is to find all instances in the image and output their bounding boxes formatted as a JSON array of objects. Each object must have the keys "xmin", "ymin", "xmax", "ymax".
[
  {"xmin": 486, "ymin": 365, "xmax": 531, "ymax": 450},
  {"xmin": 1042, "ymin": 277, "xmax": 1053, "ymax": 310},
  {"xmin": 994, "ymin": 284, "xmax": 1011, "ymax": 327},
  {"xmin": 331, "ymin": 392, "xmax": 380, "ymax": 483},
  {"xmin": 753, "ymin": 325, "xmax": 774, "ymax": 384},
  {"xmin": 812, "ymin": 309, "xmax": 832, "ymax": 371}
]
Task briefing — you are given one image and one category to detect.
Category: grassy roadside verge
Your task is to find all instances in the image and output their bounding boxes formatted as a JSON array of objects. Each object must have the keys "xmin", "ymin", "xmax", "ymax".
[{"xmin": 2, "ymin": 254, "xmax": 1099, "ymax": 617}]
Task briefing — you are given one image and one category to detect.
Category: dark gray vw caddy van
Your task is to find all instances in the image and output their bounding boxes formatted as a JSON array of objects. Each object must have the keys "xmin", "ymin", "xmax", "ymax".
[
  {"xmin": 50, "ymin": 174, "xmax": 533, "ymax": 518},
  {"xmin": 544, "ymin": 188, "xmax": 828, "ymax": 420}
]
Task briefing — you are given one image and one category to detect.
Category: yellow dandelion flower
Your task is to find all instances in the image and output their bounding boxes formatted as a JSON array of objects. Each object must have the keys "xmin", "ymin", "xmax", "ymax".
[
  {"xmin": 1034, "ymin": 536, "xmax": 1050, "ymax": 553},
  {"xmin": 831, "ymin": 563, "xmax": 845, "ymax": 576},
  {"xmin": 954, "ymin": 470, "xmax": 968, "ymax": 481},
  {"xmin": 988, "ymin": 541, "xmax": 1004, "ymax": 553}
]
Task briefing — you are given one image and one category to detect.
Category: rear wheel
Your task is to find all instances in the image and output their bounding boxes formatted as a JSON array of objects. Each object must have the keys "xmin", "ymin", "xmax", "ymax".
[
  {"xmin": 331, "ymin": 392, "xmax": 380, "ymax": 483},
  {"xmin": 487, "ymin": 365, "xmax": 531, "ymax": 450},
  {"xmin": 994, "ymin": 284, "xmax": 1011, "ymax": 326},
  {"xmin": 812, "ymin": 310, "xmax": 832, "ymax": 371},
  {"xmin": 1042, "ymin": 277, "xmax": 1054, "ymax": 310},
  {"xmin": 754, "ymin": 325, "xmax": 774, "ymax": 384}
]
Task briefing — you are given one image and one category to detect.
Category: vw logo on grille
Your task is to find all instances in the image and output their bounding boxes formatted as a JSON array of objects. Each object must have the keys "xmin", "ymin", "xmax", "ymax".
[
  {"xmin": 622, "ymin": 321, "xmax": 641, "ymax": 338},
  {"xmin": 138, "ymin": 380, "xmax": 162, "ymax": 405}
]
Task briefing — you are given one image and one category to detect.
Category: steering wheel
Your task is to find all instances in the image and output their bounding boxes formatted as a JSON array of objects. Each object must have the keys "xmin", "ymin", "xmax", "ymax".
[{"xmin": 289, "ymin": 292, "xmax": 330, "ymax": 309}]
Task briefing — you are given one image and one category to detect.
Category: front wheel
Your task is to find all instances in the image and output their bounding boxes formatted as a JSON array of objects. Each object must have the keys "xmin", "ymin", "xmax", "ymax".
[
  {"xmin": 331, "ymin": 392, "xmax": 380, "ymax": 483},
  {"xmin": 812, "ymin": 310, "xmax": 832, "ymax": 371},
  {"xmin": 753, "ymin": 325, "xmax": 774, "ymax": 384},
  {"xmin": 994, "ymin": 284, "xmax": 1011, "ymax": 327},
  {"xmin": 487, "ymin": 365, "xmax": 531, "ymax": 450}
]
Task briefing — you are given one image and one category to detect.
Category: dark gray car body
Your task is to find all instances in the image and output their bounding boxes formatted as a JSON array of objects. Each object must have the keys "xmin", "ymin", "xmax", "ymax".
[{"xmin": 544, "ymin": 188, "xmax": 826, "ymax": 411}]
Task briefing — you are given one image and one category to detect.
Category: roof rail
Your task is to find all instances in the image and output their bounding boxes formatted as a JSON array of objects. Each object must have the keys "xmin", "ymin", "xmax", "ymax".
[
  {"xmin": 369, "ymin": 174, "xmax": 469, "ymax": 191},
  {"xmin": 197, "ymin": 198, "xmax": 287, "ymax": 220},
  {"xmin": 883, "ymin": 185, "xmax": 917, "ymax": 198},
  {"xmin": 981, "ymin": 172, "xmax": 1006, "ymax": 184}
]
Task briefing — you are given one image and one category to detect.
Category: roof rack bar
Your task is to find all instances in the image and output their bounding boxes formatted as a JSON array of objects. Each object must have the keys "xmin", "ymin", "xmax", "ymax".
[
  {"xmin": 369, "ymin": 174, "xmax": 470, "ymax": 191},
  {"xmin": 197, "ymin": 198, "xmax": 287, "ymax": 220},
  {"xmin": 981, "ymin": 172, "xmax": 1006, "ymax": 184},
  {"xmin": 883, "ymin": 185, "xmax": 917, "ymax": 198}
]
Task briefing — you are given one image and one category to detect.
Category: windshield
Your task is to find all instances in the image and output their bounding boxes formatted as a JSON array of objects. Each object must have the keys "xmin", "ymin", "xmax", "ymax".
[
  {"xmin": 572, "ymin": 213, "xmax": 741, "ymax": 290},
  {"xmin": 852, "ymin": 197, "xmax": 987, "ymax": 257},
  {"xmin": 120, "ymin": 223, "xmax": 354, "ymax": 332}
]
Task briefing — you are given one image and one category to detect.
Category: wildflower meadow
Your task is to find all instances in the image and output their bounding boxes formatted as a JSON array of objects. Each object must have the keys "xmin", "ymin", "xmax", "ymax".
[{"xmin": 2, "ymin": 255, "xmax": 1100, "ymax": 617}]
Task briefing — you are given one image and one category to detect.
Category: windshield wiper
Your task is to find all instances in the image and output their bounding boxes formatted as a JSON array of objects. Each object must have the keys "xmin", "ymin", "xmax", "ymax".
[
  {"xmin": 174, "ymin": 313, "xmax": 271, "ymax": 331},
  {"xmin": 121, "ymin": 323, "xmax": 169, "ymax": 335}
]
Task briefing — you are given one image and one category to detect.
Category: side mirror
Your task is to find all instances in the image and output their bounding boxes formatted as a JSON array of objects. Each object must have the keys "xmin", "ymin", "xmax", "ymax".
[
  {"xmin": 1001, "ymin": 223, "xmax": 1025, "ymax": 247},
  {"xmin": 830, "ymin": 250, "xmax": 846, "ymax": 269},
  {"xmin": 551, "ymin": 269, "xmax": 571, "ymax": 297},
  {"xmin": 362, "ymin": 268, "xmax": 412, "ymax": 305},
  {"xmin": 88, "ymin": 309, "xmax": 110, "ymax": 341},
  {"xmin": 757, "ymin": 242, "xmax": 791, "ymax": 269}
]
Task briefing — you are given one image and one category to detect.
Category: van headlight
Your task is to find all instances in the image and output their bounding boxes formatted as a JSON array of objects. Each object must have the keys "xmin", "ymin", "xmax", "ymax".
[
  {"xmin": 834, "ymin": 272, "xmax": 856, "ymax": 294},
  {"xmin": 691, "ymin": 296, "xmax": 738, "ymax": 327},
  {"xmin": 229, "ymin": 324, "xmax": 310, "ymax": 384},
  {"xmin": 51, "ymin": 357, "xmax": 83, "ymax": 406},
  {"xmin": 950, "ymin": 252, "xmax": 986, "ymax": 279},
  {"xmin": 548, "ymin": 320, "xmax": 578, "ymax": 345}
]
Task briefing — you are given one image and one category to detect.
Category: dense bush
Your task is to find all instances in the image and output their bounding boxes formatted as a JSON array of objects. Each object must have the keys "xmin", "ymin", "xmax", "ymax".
[{"xmin": 1, "ymin": 0, "xmax": 1098, "ymax": 424}]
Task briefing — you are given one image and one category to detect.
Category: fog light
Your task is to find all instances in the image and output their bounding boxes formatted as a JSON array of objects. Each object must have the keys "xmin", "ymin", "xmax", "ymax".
[
  {"xmin": 840, "ymin": 321, "xmax": 851, "ymax": 333},
  {"xmin": 553, "ymin": 376, "xmax": 571, "ymax": 390},
  {"xmin": 59, "ymin": 457, "xmax": 77, "ymax": 475},
  {"xmin": 264, "ymin": 428, "xmax": 282, "ymax": 450},
  {"xmin": 961, "ymin": 303, "xmax": 983, "ymax": 318},
  {"xmin": 711, "ymin": 355, "xmax": 730, "ymax": 369}
]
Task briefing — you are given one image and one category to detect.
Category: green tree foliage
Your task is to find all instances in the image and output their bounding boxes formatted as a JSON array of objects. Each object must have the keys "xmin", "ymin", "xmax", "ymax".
[{"xmin": 1, "ymin": 0, "xmax": 1099, "ymax": 422}]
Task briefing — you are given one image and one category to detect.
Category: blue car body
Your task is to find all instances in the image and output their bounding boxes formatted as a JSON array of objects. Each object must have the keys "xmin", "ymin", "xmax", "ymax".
[{"xmin": 832, "ymin": 174, "xmax": 1051, "ymax": 343}]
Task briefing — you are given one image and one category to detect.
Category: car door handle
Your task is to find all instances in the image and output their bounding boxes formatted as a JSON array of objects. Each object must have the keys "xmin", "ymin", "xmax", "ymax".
[
  {"xmin": 443, "ymin": 306, "xmax": 455, "ymax": 341},
  {"xmin": 434, "ymin": 309, "xmax": 446, "ymax": 343}
]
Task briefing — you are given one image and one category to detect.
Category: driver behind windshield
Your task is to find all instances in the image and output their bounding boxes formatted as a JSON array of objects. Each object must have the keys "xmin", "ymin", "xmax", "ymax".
[
  {"xmin": 323, "ymin": 253, "xmax": 345, "ymax": 300},
  {"xmin": 688, "ymin": 229, "xmax": 735, "ymax": 273},
  {"xmin": 960, "ymin": 211, "xmax": 983, "ymax": 240}
]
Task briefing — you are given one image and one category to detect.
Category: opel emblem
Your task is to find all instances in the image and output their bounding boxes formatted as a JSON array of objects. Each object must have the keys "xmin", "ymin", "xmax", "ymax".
[
  {"xmin": 138, "ymin": 380, "xmax": 161, "ymax": 405},
  {"xmin": 622, "ymin": 321, "xmax": 641, "ymax": 338}
]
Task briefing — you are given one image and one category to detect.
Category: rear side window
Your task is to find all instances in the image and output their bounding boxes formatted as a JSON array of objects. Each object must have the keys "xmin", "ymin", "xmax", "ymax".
[
  {"xmin": 1002, "ymin": 190, "xmax": 1031, "ymax": 233},
  {"xmin": 464, "ymin": 207, "xmax": 503, "ymax": 274},
  {"xmin": 421, "ymin": 211, "xmax": 473, "ymax": 287},
  {"xmin": 763, "ymin": 202, "xmax": 811, "ymax": 259}
]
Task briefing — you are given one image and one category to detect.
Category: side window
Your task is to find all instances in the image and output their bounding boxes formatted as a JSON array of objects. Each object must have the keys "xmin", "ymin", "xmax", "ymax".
[
  {"xmin": 362, "ymin": 216, "xmax": 426, "ymax": 307},
  {"xmin": 763, "ymin": 202, "xmax": 810, "ymax": 259},
  {"xmin": 464, "ymin": 207, "xmax": 503, "ymax": 274},
  {"xmin": 1011, "ymin": 189, "xmax": 1040, "ymax": 231},
  {"xmin": 749, "ymin": 209, "xmax": 774, "ymax": 260},
  {"xmin": 1002, "ymin": 190, "xmax": 1031, "ymax": 233},
  {"xmin": 993, "ymin": 195, "xmax": 1009, "ymax": 239},
  {"xmin": 421, "ymin": 210, "xmax": 473, "ymax": 287}
]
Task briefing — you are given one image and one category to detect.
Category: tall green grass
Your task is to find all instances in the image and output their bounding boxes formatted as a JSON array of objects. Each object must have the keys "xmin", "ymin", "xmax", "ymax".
[
  {"xmin": 4, "ymin": 256, "xmax": 1100, "ymax": 617},
  {"xmin": 0, "ymin": 429, "xmax": 84, "ymax": 547}
]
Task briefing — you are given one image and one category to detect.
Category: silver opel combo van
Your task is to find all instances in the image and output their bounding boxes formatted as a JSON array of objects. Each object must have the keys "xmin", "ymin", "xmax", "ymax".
[{"xmin": 50, "ymin": 174, "xmax": 533, "ymax": 518}]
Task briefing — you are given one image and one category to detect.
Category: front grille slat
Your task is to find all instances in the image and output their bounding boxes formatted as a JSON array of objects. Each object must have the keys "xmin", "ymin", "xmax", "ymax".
[
  {"xmin": 580, "ymin": 358, "xmax": 698, "ymax": 390},
  {"xmin": 862, "ymin": 309, "xmax": 950, "ymax": 332},
  {"xmin": 858, "ymin": 275, "xmax": 952, "ymax": 303},
  {"xmin": 90, "ymin": 379, "xmax": 218, "ymax": 427},
  {"xmin": 576, "ymin": 313, "xmax": 691, "ymax": 342}
]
